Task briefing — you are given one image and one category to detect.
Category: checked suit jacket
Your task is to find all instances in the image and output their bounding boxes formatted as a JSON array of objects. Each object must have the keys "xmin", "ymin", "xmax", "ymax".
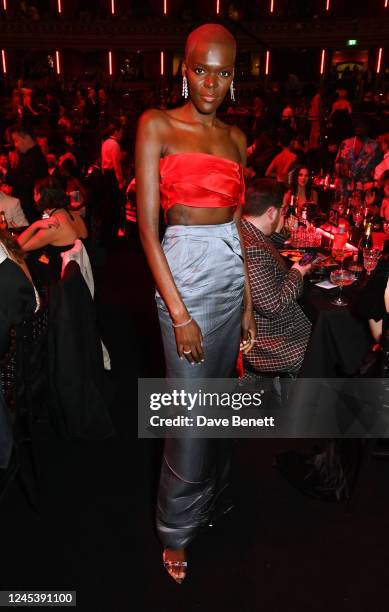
[{"xmin": 241, "ymin": 218, "xmax": 311, "ymax": 374}]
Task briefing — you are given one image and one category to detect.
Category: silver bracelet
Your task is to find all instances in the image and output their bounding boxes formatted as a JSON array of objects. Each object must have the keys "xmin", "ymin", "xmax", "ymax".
[{"xmin": 172, "ymin": 316, "xmax": 192, "ymax": 328}]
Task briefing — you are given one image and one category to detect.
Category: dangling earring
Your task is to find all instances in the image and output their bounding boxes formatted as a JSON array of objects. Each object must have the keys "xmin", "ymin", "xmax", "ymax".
[
  {"xmin": 182, "ymin": 75, "xmax": 189, "ymax": 99},
  {"xmin": 230, "ymin": 81, "xmax": 236, "ymax": 102}
]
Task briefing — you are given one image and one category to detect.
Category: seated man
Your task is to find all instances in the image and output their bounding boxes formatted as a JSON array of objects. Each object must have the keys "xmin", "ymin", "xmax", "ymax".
[
  {"xmin": 0, "ymin": 188, "xmax": 28, "ymax": 228},
  {"xmin": 265, "ymin": 130, "xmax": 302, "ymax": 185},
  {"xmin": 241, "ymin": 178, "xmax": 312, "ymax": 377}
]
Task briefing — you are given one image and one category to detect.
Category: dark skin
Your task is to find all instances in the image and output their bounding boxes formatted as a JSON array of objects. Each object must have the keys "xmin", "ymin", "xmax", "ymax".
[{"xmin": 135, "ymin": 38, "xmax": 256, "ymax": 582}]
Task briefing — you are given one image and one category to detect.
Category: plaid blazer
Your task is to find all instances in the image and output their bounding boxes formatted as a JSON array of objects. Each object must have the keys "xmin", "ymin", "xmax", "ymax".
[{"xmin": 241, "ymin": 219, "xmax": 311, "ymax": 374}]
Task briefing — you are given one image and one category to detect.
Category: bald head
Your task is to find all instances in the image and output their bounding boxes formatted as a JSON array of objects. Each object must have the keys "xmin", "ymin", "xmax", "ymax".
[{"xmin": 185, "ymin": 23, "xmax": 236, "ymax": 62}]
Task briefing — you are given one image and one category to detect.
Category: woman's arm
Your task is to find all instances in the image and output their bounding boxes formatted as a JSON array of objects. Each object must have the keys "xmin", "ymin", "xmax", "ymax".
[
  {"xmin": 20, "ymin": 225, "xmax": 60, "ymax": 251},
  {"xmin": 18, "ymin": 221, "xmax": 40, "ymax": 247},
  {"xmin": 231, "ymin": 126, "xmax": 256, "ymax": 353},
  {"xmin": 135, "ymin": 110, "xmax": 204, "ymax": 363},
  {"xmin": 18, "ymin": 217, "xmax": 60, "ymax": 248},
  {"xmin": 234, "ymin": 206, "xmax": 256, "ymax": 353}
]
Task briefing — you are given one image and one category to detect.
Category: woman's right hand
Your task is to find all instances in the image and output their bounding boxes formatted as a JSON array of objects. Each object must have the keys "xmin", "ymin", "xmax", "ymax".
[{"xmin": 174, "ymin": 319, "xmax": 204, "ymax": 364}]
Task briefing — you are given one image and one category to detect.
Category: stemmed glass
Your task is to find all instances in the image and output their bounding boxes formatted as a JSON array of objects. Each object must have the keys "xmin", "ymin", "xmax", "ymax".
[
  {"xmin": 330, "ymin": 269, "xmax": 356, "ymax": 307},
  {"xmin": 331, "ymin": 246, "xmax": 352, "ymax": 271},
  {"xmin": 352, "ymin": 207, "xmax": 364, "ymax": 227},
  {"xmin": 363, "ymin": 248, "xmax": 380, "ymax": 276}
]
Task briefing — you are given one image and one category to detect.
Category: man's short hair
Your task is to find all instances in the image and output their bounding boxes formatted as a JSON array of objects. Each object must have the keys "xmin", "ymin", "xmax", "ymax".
[
  {"xmin": 244, "ymin": 178, "xmax": 285, "ymax": 217},
  {"xmin": 102, "ymin": 119, "xmax": 122, "ymax": 139}
]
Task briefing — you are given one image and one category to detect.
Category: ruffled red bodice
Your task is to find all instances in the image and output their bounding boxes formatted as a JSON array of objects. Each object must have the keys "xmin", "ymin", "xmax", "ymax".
[{"xmin": 159, "ymin": 152, "xmax": 245, "ymax": 215}]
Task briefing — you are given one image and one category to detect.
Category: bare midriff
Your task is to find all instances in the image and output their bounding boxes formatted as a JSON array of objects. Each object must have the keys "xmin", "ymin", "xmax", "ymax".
[{"xmin": 166, "ymin": 204, "xmax": 235, "ymax": 226}]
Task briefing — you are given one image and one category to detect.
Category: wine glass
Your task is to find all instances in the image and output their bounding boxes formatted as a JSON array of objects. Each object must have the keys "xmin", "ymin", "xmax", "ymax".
[
  {"xmin": 330, "ymin": 268, "xmax": 356, "ymax": 307},
  {"xmin": 363, "ymin": 248, "xmax": 380, "ymax": 276},
  {"xmin": 332, "ymin": 247, "xmax": 353, "ymax": 270},
  {"xmin": 352, "ymin": 207, "xmax": 364, "ymax": 227},
  {"xmin": 332, "ymin": 247, "xmax": 346, "ymax": 268}
]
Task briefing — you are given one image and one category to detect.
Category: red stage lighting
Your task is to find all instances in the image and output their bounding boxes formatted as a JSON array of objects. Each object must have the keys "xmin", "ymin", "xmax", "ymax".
[
  {"xmin": 216, "ymin": 0, "xmax": 220, "ymax": 14},
  {"xmin": 1, "ymin": 49, "xmax": 7, "ymax": 74},
  {"xmin": 111, "ymin": 0, "xmax": 115, "ymax": 14},
  {"xmin": 270, "ymin": 0, "xmax": 274, "ymax": 13},
  {"xmin": 2, "ymin": 0, "xmax": 7, "ymax": 11},
  {"xmin": 163, "ymin": 0, "xmax": 167, "ymax": 15},
  {"xmin": 57, "ymin": 0, "xmax": 62, "ymax": 13},
  {"xmin": 108, "ymin": 51, "xmax": 113, "ymax": 76},
  {"xmin": 55, "ymin": 50, "xmax": 61, "ymax": 75},
  {"xmin": 325, "ymin": 0, "xmax": 330, "ymax": 10},
  {"xmin": 377, "ymin": 48, "xmax": 383, "ymax": 73},
  {"xmin": 320, "ymin": 49, "xmax": 326, "ymax": 75},
  {"xmin": 385, "ymin": 0, "xmax": 388, "ymax": 8},
  {"xmin": 160, "ymin": 51, "xmax": 165, "ymax": 76},
  {"xmin": 265, "ymin": 51, "xmax": 270, "ymax": 75}
]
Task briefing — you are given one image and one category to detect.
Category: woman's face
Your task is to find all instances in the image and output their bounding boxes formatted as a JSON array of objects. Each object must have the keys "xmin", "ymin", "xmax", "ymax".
[
  {"xmin": 183, "ymin": 41, "xmax": 234, "ymax": 114},
  {"xmin": 297, "ymin": 168, "xmax": 309, "ymax": 188}
]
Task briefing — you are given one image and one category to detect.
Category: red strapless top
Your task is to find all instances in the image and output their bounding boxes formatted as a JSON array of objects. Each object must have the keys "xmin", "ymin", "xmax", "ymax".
[{"xmin": 159, "ymin": 152, "xmax": 245, "ymax": 216}]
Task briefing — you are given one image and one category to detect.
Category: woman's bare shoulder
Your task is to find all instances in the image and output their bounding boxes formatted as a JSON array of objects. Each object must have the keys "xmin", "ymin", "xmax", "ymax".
[
  {"xmin": 51, "ymin": 209, "xmax": 71, "ymax": 225},
  {"xmin": 138, "ymin": 108, "xmax": 173, "ymax": 129},
  {"xmin": 227, "ymin": 124, "xmax": 247, "ymax": 163},
  {"xmin": 137, "ymin": 109, "xmax": 169, "ymax": 142},
  {"xmin": 229, "ymin": 124, "xmax": 247, "ymax": 147}
]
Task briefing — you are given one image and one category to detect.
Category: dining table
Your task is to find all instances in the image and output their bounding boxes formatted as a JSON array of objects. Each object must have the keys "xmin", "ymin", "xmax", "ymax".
[
  {"xmin": 277, "ymin": 246, "xmax": 387, "ymax": 438},
  {"xmin": 299, "ymin": 276, "xmax": 372, "ymax": 378}
]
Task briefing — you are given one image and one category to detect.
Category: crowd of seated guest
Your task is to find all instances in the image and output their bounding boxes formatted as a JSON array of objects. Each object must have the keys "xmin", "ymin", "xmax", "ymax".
[{"xmin": 0, "ymin": 141, "xmax": 112, "ymax": 482}]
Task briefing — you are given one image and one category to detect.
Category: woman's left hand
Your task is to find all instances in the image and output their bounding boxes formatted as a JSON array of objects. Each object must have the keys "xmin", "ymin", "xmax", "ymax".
[
  {"xmin": 240, "ymin": 309, "xmax": 256, "ymax": 353},
  {"xmin": 34, "ymin": 218, "xmax": 60, "ymax": 231}
]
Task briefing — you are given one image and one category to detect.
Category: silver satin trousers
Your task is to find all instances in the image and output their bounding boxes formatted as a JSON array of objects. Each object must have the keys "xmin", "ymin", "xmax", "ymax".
[{"xmin": 155, "ymin": 222, "xmax": 245, "ymax": 549}]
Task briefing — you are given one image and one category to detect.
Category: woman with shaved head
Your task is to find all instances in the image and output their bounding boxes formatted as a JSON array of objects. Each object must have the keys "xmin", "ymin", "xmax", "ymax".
[{"xmin": 136, "ymin": 23, "xmax": 256, "ymax": 583}]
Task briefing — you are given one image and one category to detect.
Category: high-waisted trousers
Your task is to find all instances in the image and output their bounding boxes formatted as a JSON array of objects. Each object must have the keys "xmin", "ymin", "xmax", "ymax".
[{"xmin": 155, "ymin": 222, "xmax": 245, "ymax": 549}]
